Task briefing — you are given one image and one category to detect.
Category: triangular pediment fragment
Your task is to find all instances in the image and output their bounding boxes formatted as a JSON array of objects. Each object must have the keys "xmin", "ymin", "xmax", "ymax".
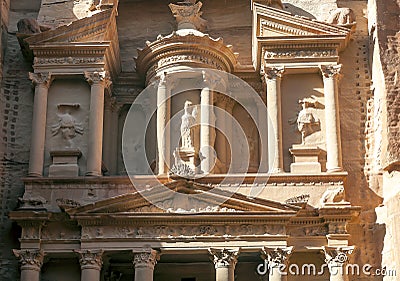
[{"xmin": 67, "ymin": 180, "xmax": 300, "ymax": 215}]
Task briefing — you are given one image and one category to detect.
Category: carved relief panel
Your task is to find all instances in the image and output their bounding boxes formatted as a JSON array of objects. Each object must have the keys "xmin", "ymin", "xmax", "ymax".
[{"xmin": 44, "ymin": 78, "xmax": 90, "ymax": 176}]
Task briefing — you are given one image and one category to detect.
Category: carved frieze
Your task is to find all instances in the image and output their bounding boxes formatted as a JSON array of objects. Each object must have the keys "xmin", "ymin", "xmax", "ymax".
[
  {"xmin": 80, "ymin": 222, "xmax": 287, "ymax": 240},
  {"xmin": 264, "ymin": 49, "xmax": 337, "ymax": 59},
  {"xmin": 33, "ymin": 57, "xmax": 103, "ymax": 65}
]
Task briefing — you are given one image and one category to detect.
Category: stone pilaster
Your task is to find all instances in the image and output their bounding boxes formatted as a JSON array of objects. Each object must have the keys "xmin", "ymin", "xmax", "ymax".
[
  {"xmin": 260, "ymin": 246, "xmax": 293, "ymax": 281},
  {"xmin": 209, "ymin": 248, "xmax": 240, "ymax": 281},
  {"xmin": 84, "ymin": 71, "xmax": 111, "ymax": 176},
  {"xmin": 132, "ymin": 249, "xmax": 160, "ymax": 281},
  {"xmin": 320, "ymin": 64, "xmax": 343, "ymax": 172},
  {"xmin": 75, "ymin": 249, "xmax": 103, "ymax": 281},
  {"xmin": 156, "ymin": 72, "xmax": 171, "ymax": 175},
  {"xmin": 13, "ymin": 249, "xmax": 44, "ymax": 281},
  {"xmin": 263, "ymin": 66, "xmax": 285, "ymax": 173},
  {"xmin": 323, "ymin": 246, "xmax": 354, "ymax": 281},
  {"xmin": 28, "ymin": 72, "xmax": 52, "ymax": 177}
]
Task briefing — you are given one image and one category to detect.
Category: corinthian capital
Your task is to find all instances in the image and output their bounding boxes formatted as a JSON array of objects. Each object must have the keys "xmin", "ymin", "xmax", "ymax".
[
  {"xmin": 263, "ymin": 66, "xmax": 285, "ymax": 80},
  {"xmin": 208, "ymin": 248, "xmax": 240, "ymax": 268},
  {"xmin": 13, "ymin": 249, "xmax": 44, "ymax": 270},
  {"xmin": 84, "ymin": 71, "xmax": 112, "ymax": 88},
  {"xmin": 323, "ymin": 246, "xmax": 354, "ymax": 266},
  {"xmin": 320, "ymin": 64, "xmax": 342, "ymax": 79},
  {"xmin": 75, "ymin": 249, "xmax": 104, "ymax": 270},
  {"xmin": 29, "ymin": 72, "xmax": 52, "ymax": 88},
  {"xmin": 260, "ymin": 246, "xmax": 293, "ymax": 266},
  {"xmin": 132, "ymin": 249, "xmax": 160, "ymax": 270}
]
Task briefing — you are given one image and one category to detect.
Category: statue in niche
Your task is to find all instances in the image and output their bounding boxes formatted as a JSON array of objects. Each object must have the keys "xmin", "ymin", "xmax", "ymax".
[
  {"xmin": 290, "ymin": 98, "xmax": 321, "ymax": 145},
  {"xmin": 51, "ymin": 104, "xmax": 83, "ymax": 148},
  {"xmin": 180, "ymin": 100, "xmax": 198, "ymax": 150}
]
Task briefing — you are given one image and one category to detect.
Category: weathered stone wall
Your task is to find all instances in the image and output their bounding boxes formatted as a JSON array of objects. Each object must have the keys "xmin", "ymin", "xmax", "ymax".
[
  {"xmin": 369, "ymin": 0, "xmax": 400, "ymax": 280},
  {"xmin": 0, "ymin": 1, "xmax": 41, "ymax": 280}
]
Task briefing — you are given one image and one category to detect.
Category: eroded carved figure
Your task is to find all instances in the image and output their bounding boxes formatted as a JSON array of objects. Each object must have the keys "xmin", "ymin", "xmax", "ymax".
[
  {"xmin": 180, "ymin": 100, "xmax": 198, "ymax": 149},
  {"xmin": 326, "ymin": 8, "xmax": 356, "ymax": 26},
  {"xmin": 52, "ymin": 104, "xmax": 83, "ymax": 147},
  {"xmin": 295, "ymin": 98, "xmax": 321, "ymax": 144},
  {"xmin": 320, "ymin": 186, "xmax": 345, "ymax": 205}
]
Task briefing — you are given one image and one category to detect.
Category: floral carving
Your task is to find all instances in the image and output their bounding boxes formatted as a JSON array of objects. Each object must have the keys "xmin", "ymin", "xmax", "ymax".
[
  {"xmin": 169, "ymin": 0, "xmax": 207, "ymax": 31},
  {"xmin": 323, "ymin": 246, "xmax": 354, "ymax": 266},
  {"xmin": 75, "ymin": 249, "xmax": 103, "ymax": 269},
  {"xmin": 29, "ymin": 72, "xmax": 52, "ymax": 88},
  {"xmin": 260, "ymin": 246, "xmax": 293, "ymax": 266},
  {"xmin": 209, "ymin": 248, "xmax": 240, "ymax": 268},
  {"xmin": 84, "ymin": 71, "xmax": 111, "ymax": 87},
  {"xmin": 320, "ymin": 64, "xmax": 342, "ymax": 79},
  {"xmin": 13, "ymin": 249, "xmax": 44, "ymax": 269},
  {"xmin": 263, "ymin": 66, "xmax": 285, "ymax": 80},
  {"xmin": 133, "ymin": 249, "xmax": 159, "ymax": 269}
]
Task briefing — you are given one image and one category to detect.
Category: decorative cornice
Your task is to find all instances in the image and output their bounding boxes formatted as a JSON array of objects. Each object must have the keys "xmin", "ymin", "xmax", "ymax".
[
  {"xmin": 132, "ymin": 249, "xmax": 159, "ymax": 269},
  {"xmin": 208, "ymin": 248, "xmax": 240, "ymax": 268},
  {"xmin": 75, "ymin": 249, "xmax": 104, "ymax": 270},
  {"xmin": 13, "ymin": 249, "xmax": 44, "ymax": 270}
]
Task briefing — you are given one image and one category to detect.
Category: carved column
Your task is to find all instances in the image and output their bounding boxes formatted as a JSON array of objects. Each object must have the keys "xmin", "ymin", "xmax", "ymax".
[
  {"xmin": 260, "ymin": 246, "xmax": 293, "ymax": 281},
  {"xmin": 13, "ymin": 249, "xmax": 44, "ymax": 281},
  {"xmin": 224, "ymin": 98, "xmax": 235, "ymax": 170},
  {"xmin": 132, "ymin": 249, "xmax": 159, "ymax": 281},
  {"xmin": 263, "ymin": 67, "xmax": 285, "ymax": 173},
  {"xmin": 323, "ymin": 246, "xmax": 354, "ymax": 281},
  {"xmin": 257, "ymin": 87, "xmax": 269, "ymax": 173},
  {"xmin": 28, "ymin": 72, "xmax": 52, "ymax": 177},
  {"xmin": 209, "ymin": 248, "xmax": 240, "ymax": 281},
  {"xmin": 320, "ymin": 65, "xmax": 343, "ymax": 172},
  {"xmin": 85, "ymin": 71, "xmax": 111, "ymax": 176},
  {"xmin": 156, "ymin": 73, "xmax": 171, "ymax": 175},
  {"xmin": 75, "ymin": 249, "xmax": 103, "ymax": 281},
  {"xmin": 103, "ymin": 96, "xmax": 119, "ymax": 175},
  {"xmin": 215, "ymin": 94, "xmax": 229, "ymax": 172},
  {"xmin": 200, "ymin": 74, "xmax": 216, "ymax": 174}
]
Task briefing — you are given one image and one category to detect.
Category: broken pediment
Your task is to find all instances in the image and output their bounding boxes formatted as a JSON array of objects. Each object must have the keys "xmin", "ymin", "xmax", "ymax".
[
  {"xmin": 67, "ymin": 180, "xmax": 300, "ymax": 215},
  {"xmin": 252, "ymin": 3, "xmax": 352, "ymax": 70},
  {"xmin": 17, "ymin": 8, "xmax": 121, "ymax": 80}
]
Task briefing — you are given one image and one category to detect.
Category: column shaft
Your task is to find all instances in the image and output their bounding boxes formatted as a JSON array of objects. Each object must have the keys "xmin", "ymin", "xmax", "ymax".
[
  {"xmin": 258, "ymin": 101, "xmax": 269, "ymax": 173},
  {"xmin": 103, "ymin": 101, "xmax": 119, "ymax": 175},
  {"xmin": 28, "ymin": 73, "xmax": 51, "ymax": 177},
  {"xmin": 264, "ymin": 67, "xmax": 284, "ymax": 173},
  {"xmin": 85, "ymin": 71, "xmax": 110, "ymax": 176},
  {"xmin": 200, "ymin": 87, "xmax": 215, "ymax": 173},
  {"xmin": 156, "ymin": 75, "xmax": 170, "ymax": 174},
  {"xmin": 321, "ymin": 65, "xmax": 343, "ymax": 172},
  {"xmin": 215, "ymin": 266, "xmax": 234, "ymax": 281}
]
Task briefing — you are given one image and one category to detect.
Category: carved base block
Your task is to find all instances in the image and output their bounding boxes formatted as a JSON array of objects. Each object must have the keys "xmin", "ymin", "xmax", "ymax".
[
  {"xmin": 49, "ymin": 149, "xmax": 81, "ymax": 177},
  {"xmin": 289, "ymin": 145, "xmax": 321, "ymax": 174}
]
